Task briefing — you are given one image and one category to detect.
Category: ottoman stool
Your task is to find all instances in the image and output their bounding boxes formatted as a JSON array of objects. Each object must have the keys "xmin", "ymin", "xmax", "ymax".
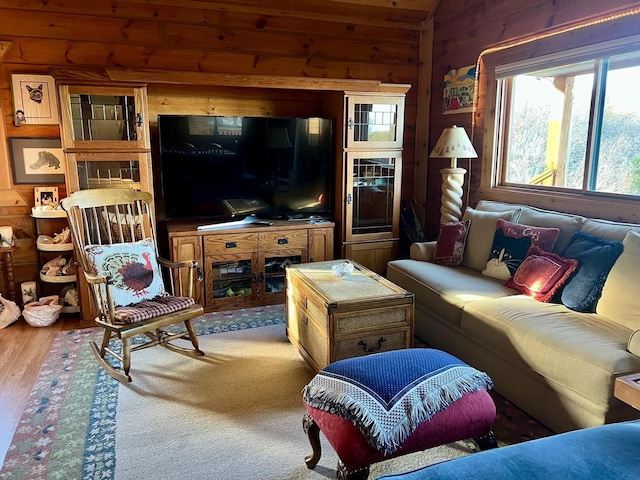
[{"xmin": 302, "ymin": 348, "xmax": 497, "ymax": 480}]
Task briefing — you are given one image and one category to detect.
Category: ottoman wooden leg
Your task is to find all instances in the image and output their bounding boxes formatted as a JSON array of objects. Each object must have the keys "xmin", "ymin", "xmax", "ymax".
[
  {"xmin": 337, "ymin": 461, "xmax": 370, "ymax": 480},
  {"xmin": 473, "ymin": 430, "xmax": 498, "ymax": 450},
  {"xmin": 303, "ymin": 412, "xmax": 322, "ymax": 468}
]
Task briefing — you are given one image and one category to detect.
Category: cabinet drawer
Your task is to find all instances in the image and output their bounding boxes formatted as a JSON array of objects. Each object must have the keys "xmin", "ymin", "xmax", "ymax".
[
  {"xmin": 336, "ymin": 328, "xmax": 409, "ymax": 361},
  {"xmin": 289, "ymin": 286, "xmax": 329, "ymax": 330},
  {"xmin": 289, "ymin": 305, "xmax": 328, "ymax": 369},
  {"xmin": 259, "ymin": 230, "xmax": 307, "ymax": 250},
  {"xmin": 336, "ymin": 305, "xmax": 411, "ymax": 334},
  {"xmin": 204, "ymin": 233, "xmax": 258, "ymax": 255}
]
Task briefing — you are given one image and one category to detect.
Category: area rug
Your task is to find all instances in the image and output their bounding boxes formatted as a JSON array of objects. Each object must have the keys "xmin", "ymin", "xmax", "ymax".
[{"xmin": 0, "ymin": 305, "xmax": 551, "ymax": 480}]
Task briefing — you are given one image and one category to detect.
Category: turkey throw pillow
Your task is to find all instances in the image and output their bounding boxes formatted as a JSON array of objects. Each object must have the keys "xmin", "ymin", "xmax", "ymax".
[{"xmin": 85, "ymin": 238, "xmax": 166, "ymax": 307}]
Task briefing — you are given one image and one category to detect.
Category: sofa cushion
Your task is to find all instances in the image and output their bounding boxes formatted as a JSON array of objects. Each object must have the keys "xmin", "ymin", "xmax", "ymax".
[
  {"xmin": 433, "ymin": 220, "xmax": 471, "ymax": 266},
  {"xmin": 504, "ymin": 246, "xmax": 578, "ymax": 302},
  {"xmin": 476, "ymin": 200, "xmax": 585, "ymax": 253},
  {"xmin": 461, "ymin": 207, "xmax": 520, "ymax": 272},
  {"xmin": 461, "ymin": 295, "xmax": 640, "ymax": 406},
  {"xmin": 560, "ymin": 232, "xmax": 623, "ymax": 313},
  {"xmin": 386, "ymin": 259, "xmax": 516, "ymax": 329},
  {"xmin": 482, "ymin": 220, "xmax": 560, "ymax": 280},
  {"xmin": 597, "ymin": 230, "xmax": 640, "ymax": 330},
  {"xmin": 580, "ymin": 218, "xmax": 640, "ymax": 242}
]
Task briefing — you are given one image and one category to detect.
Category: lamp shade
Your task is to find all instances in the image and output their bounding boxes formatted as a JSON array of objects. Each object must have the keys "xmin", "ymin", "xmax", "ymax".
[{"xmin": 430, "ymin": 125, "xmax": 478, "ymax": 159}]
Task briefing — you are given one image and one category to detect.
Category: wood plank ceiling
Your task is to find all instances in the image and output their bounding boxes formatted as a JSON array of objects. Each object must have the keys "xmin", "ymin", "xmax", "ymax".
[{"xmin": 121, "ymin": 0, "xmax": 438, "ymax": 27}]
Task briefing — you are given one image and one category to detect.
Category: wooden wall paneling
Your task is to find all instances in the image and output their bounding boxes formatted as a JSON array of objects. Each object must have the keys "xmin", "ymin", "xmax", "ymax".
[
  {"xmin": 428, "ymin": 0, "xmax": 640, "ymax": 237},
  {"xmin": 0, "ymin": 8, "xmax": 417, "ymax": 66},
  {"xmin": 0, "ymin": 3, "xmax": 422, "ymax": 46},
  {"xmin": 4, "ymin": 37, "xmax": 417, "ymax": 84}
]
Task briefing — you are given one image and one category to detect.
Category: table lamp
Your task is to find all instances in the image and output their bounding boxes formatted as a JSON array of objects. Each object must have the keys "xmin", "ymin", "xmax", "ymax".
[{"xmin": 429, "ymin": 125, "xmax": 478, "ymax": 224}]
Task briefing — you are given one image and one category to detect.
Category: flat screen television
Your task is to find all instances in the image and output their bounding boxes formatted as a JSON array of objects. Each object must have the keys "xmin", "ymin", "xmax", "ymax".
[{"xmin": 156, "ymin": 114, "xmax": 333, "ymax": 222}]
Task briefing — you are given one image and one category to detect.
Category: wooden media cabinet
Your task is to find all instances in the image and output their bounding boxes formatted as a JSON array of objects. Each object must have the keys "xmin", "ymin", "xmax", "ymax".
[{"xmin": 167, "ymin": 219, "xmax": 334, "ymax": 311}]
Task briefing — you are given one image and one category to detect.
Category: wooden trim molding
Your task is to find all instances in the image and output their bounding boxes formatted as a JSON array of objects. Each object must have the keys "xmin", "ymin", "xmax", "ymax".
[
  {"xmin": 50, "ymin": 66, "xmax": 411, "ymax": 94},
  {"xmin": 106, "ymin": 68, "xmax": 399, "ymax": 92}
]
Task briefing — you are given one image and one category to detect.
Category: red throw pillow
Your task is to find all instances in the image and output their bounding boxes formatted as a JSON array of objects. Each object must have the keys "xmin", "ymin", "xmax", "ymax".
[
  {"xmin": 432, "ymin": 220, "xmax": 471, "ymax": 266},
  {"xmin": 504, "ymin": 246, "xmax": 578, "ymax": 302}
]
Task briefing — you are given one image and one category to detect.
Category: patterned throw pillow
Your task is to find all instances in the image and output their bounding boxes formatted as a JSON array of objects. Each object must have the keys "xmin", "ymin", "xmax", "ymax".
[
  {"xmin": 560, "ymin": 231, "xmax": 624, "ymax": 313},
  {"xmin": 84, "ymin": 238, "xmax": 166, "ymax": 307},
  {"xmin": 461, "ymin": 207, "xmax": 521, "ymax": 272},
  {"xmin": 482, "ymin": 220, "xmax": 560, "ymax": 280},
  {"xmin": 505, "ymin": 246, "xmax": 578, "ymax": 302},
  {"xmin": 432, "ymin": 220, "xmax": 471, "ymax": 266}
]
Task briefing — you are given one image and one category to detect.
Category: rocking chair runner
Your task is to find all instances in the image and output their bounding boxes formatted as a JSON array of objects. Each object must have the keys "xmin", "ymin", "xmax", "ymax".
[{"xmin": 61, "ymin": 188, "xmax": 204, "ymax": 382}]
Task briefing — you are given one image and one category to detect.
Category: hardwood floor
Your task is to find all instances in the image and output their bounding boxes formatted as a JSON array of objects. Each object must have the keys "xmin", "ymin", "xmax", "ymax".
[{"xmin": 0, "ymin": 315, "xmax": 94, "ymax": 467}]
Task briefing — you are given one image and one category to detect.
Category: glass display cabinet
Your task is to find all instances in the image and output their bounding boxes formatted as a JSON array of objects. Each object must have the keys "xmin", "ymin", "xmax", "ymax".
[
  {"xmin": 332, "ymin": 89, "xmax": 408, "ymax": 275},
  {"xmin": 57, "ymin": 83, "xmax": 154, "ymax": 321},
  {"xmin": 346, "ymin": 151, "xmax": 402, "ymax": 239},
  {"xmin": 58, "ymin": 84, "xmax": 153, "ymax": 195},
  {"xmin": 58, "ymin": 85, "xmax": 149, "ymax": 150},
  {"xmin": 345, "ymin": 95, "xmax": 404, "ymax": 149}
]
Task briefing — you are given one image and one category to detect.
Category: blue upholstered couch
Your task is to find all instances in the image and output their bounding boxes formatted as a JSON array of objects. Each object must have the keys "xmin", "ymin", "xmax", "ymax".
[{"xmin": 376, "ymin": 420, "xmax": 640, "ymax": 479}]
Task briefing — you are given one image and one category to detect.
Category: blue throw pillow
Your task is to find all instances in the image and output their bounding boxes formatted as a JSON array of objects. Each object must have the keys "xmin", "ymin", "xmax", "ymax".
[{"xmin": 560, "ymin": 232, "xmax": 623, "ymax": 312}]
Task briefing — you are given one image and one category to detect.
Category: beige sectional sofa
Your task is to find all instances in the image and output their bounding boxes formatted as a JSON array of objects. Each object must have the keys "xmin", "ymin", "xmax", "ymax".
[{"xmin": 387, "ymin": 200, "xmax": 640, "ymax": 433}]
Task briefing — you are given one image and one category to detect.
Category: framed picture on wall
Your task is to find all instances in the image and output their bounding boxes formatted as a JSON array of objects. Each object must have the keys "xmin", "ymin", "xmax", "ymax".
[
  {"xmin": 34, "ymin": 186, "xmax": 59, "ymax": 207},
  {"xmin": 10, "ymin": 138, "xmax": 65, "ymax": 184},
  {"xmin": 11, "ymin": 74, "xmax": 59, "ymax": 125},
  {"xmin": 443, "ymin": 65, "xmax": 477, "ymax": 115}
]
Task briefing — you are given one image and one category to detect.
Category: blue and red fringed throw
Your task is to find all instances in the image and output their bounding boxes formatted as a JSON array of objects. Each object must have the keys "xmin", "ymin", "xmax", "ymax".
[{"xmin": 302, "ymin": 348, "xmax": 493, "ymax": 455}]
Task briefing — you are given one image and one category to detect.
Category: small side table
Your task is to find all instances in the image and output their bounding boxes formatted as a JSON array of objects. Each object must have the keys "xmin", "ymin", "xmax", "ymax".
[
  {"xmin": 614, "ymin": 373, "xmax": 640, "ymax": 410},
  {"xmin": 0, "ymin": 246, "xmax": 17, "ymax": 303}
]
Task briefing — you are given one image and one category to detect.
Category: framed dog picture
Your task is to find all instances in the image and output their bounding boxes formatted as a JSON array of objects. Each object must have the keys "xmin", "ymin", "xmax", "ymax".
[
  {"xmin": 11, "ymin": 74, "xmax": 59, "ymax": 125},
  {"xmin": 10, "ymin": 138, "xmax": 65, "ymax": 184}
]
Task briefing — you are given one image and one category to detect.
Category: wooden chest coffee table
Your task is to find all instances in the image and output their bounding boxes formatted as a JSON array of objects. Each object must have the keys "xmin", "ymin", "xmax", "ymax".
[{"xmin": 286, "ymin": 259, "xmax": 414, "ymax": 372}]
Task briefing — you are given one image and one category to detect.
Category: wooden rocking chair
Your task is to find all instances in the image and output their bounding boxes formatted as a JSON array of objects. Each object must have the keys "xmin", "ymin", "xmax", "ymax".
[{"xmin": 61, "ymin": 188, "xmax": 204, "ymax": 382}]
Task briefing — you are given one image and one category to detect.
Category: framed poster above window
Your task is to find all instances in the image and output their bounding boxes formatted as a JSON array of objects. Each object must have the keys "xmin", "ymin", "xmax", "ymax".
[
  {"xmin": 10, "ymin": 138, "xmax": 65, "ymax": 185},
  {"xmin": 11, "ymin": 74, "xmax": 59, "ymax": 126}
]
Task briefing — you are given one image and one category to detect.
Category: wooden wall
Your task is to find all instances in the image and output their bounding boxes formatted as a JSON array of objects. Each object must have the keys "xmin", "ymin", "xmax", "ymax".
[
  {"xmin": 0, "ymin": 3, "xmax": 422, "ymax": 299},
  {"xmin": 426, "ymin": 0, "xmax": 640, "ymax": 239}
]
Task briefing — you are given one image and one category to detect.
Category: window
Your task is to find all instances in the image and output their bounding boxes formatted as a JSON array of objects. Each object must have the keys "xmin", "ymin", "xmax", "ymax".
[{"xmin": 494, "ymin": 38, "xmax": 640, "ymax": 197}]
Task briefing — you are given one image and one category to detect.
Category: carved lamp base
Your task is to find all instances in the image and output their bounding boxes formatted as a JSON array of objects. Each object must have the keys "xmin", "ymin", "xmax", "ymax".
[{"xmin": 439, "ymin": 167, "xmax": 467, "ymax": 224}]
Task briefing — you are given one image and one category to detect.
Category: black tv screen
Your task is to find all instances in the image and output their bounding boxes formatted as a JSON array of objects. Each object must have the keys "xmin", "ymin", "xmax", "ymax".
[{"xmin": 157, "ymin": 115, "xmax": 333, "ymax": 222}]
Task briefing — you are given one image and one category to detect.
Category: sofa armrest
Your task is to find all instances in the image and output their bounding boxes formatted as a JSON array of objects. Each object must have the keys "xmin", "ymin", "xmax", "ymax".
[
  {"xmin": 410, "ymin": 241, "xmax": 437, "ymax": 262},
  {"xmin": 628, "ymin": 331, "xmax": 640, "ymax": 357}
]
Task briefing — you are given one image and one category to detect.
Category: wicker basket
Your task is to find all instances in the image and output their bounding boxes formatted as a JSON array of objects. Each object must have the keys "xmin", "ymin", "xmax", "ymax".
[{"xmin": 23, "ymin": 295, "xmax": 63, "ymax": 327}]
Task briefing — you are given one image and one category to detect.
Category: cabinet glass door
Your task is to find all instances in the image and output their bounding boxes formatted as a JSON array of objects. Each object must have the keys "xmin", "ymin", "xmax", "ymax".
[
  {"xmin": 206, "ymin": 256, "xmax": 255, "ymax": 307},
  {"xmin": 65, "ymin": 152, "xmax": 152, "ymax": 193},
  {"xmin": 346, "ymin": 95, "xmax": 404, "ymax": 149},
  {"xmin": 346, "ymin": 151, "xmax": 402, "ymax": 241},
  {"xmin": 260, "ymin": 253, "xmax": 304, "ymax": 299},
  {"xmin": 59, "ymin": 85, "xmax": 149, "ymax": 150}
]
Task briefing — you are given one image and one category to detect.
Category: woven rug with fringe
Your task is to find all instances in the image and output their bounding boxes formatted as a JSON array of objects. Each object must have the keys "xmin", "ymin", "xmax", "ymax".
[{"xmin": 0, "ymin": 304, "xmax": 552, "ymax": 480}]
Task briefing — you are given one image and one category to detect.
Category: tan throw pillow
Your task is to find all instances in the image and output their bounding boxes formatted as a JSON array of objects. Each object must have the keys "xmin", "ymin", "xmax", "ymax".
[
  {"xmin": 461, "ymin": 207, "xmax": 521, "ymax": 272},
  {"xmin": 597, "ymin": 230, "xmax": 640, "ymax": 330}
]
